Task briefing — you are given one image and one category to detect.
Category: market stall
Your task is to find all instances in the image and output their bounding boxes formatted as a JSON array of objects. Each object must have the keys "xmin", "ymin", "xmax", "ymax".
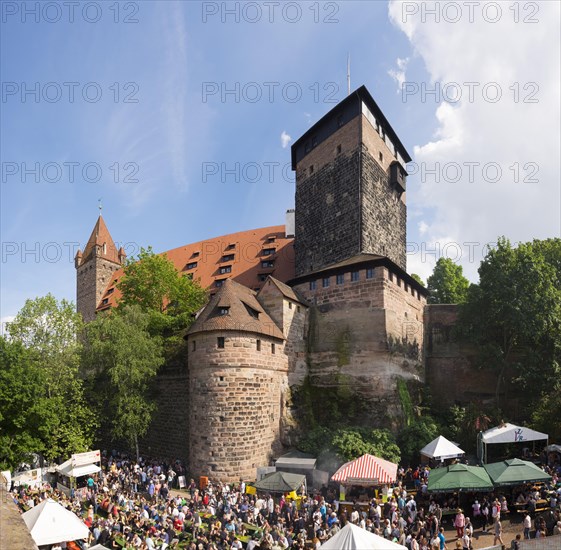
[
  {"xmin": 420, "ymin": 435, "xmax": 465, "ymax": 463},
  {"xmin": 484, "ymin": 458, "xmax": 552, "ymax": 486},
  {"xmin": 427, "ymin": 463, "xmax": 494, "ymax": 493},
  {"xmin": 478, "ymin": 423, "xmax": 548, "ymax": 463},
  {"xmin": 56, "ymin": 450, "xmax": 101, "ymax": 498},
  {"xmin": 251, "ymin": 471, "xmax": 306, "ymax": 495},
  {"xmin": 320, "ymin": 522, "xmax": 407, "ymax": 549},
  {"xmin": 331, "ymin": 454, "xmax": 398, "ymax": 515}
]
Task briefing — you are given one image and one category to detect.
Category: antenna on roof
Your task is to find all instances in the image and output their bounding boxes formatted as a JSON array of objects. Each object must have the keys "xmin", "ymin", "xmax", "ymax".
[
  {"xmin": 98, "ymin": 198, "xmax": 102, "ymax": 216},
  {"xmin": 347, "ymin": 53, "xmax": 351, "ymax": 96}
]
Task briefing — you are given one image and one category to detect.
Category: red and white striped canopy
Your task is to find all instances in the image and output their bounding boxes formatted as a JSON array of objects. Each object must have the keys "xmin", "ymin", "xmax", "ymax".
[{"xmin": 331, "ymin": 454, "xmax": 398, "ymax": 485}]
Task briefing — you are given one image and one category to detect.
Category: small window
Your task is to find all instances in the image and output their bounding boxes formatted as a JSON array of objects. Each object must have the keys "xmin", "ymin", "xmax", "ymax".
[
  {"xmin": 288, "ymin": 302, "xmax": 293, "ymax": 309},
  {"xmin": 218, "ymin": 307, "xmax": 230, "ymax": 316},
  {"xmin": 322, "ymin": 277, "xmax": 330, "ymax": 288},
  {"xmin": 389, "ymin": 272, "xmax": 394, "ymax": 282},
  {"xmin": 226, "ymin": 243, "xmax": 235, "ymax": 250},
  {"xmin": 263, "ymin": 248, "xmax": 276, "ymax": 256},
  {"xmin": 297, "ymin": 305, "xmax": 301, "ymax": 312},
  {"xmin": 219, "ymin": 265, "xmax": 232, "ymax": 274},
  {"xmin": 256, "ymin": 339, "xmax": 261, "ymax": 351},
  {"xmin": 107, "ymin": 288, "xmax": 114, "ymax": 294},
  {"xmin": 397, "ymin": 278, "xmax": 402, "ymax": 287},
  {"xmin": 267, "ymin": 236, "xmax": 276, "ymax": 243},
  {"xmin": 336, "ymin": 144, "xmax": 342, "ymax": 155},
  {"xmin": 351, "ymin": 271, "xmax": 359, "ymax": 282},
  {"xmin": 258, "ymin": 274, "xmax": 268, "ymax": 282},
  {"xmin": 337, "ymin": 115, "xmax": 344, "ymax": 128},
  {"xmin": 187, "ymin": 262, "xmax": 198, "ymax": 269},
  {"xmin": 309, "ymin": 165, "xmax": 314, "ymax": 175},
  {"xmin": 336, "ymin": 274, "xmax": 344, "ymax": 285},
  {"xmin": 261, "ymin": 260, "xmax": 274, "ymax": 269},
  {"xmin": 379, "ymin": 152, "xmax": 383, "ymax": 162},
  {"xmin": 222, "ymin": 254, "xmax": 235, "ymax": 262},
  {"xmin": 411, "ymin": 286, "xmax": 415, "ymax": 296},
  {"xmin": 192, "ymin": 341, "xmax": 196, "ymax": 351},
  {"xmin": 271, "ymin": 343, "xmax": 276, "ymax": 354},
  {"xmin": 101, "ymin": 298, "xmax": 109, "ymax": 305},
  {"xmin": 215, "ymin": 279, "xmax": 226, "ymax": 288},
  {"xmin": 217, "ymin": 337, "xmax": 225, "ymax": 349},
  {"xmin": 312, "ymin": 136, "xmax": 318, "ymax": 147},
  {"xmin": 366, "ymin": 268, "xmax": 374, "ymax": 279},
  {"xmin": 309, "ymin": 280, "xmax": 316, "ymax": 290},
  {"xmin": 192, "ymin": 251, "xmax": 200, "ymax": 257}
]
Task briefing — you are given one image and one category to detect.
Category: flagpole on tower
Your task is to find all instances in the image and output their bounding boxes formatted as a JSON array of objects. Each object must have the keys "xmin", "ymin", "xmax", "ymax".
[
  {"xmin": 98, "ymin": 198, "xmax": 102, "ymax": 216},
  {"xmin": 347, "ymin": 53, "xmax": 351, "ymax": 96}
]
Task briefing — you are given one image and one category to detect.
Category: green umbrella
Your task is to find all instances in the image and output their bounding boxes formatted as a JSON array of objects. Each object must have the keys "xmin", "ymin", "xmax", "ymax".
[
  {"xmin": 484, "ymin": 458, "xmax": 552, "ymax": 487},
  {"xmin": 427, "ymin": 463, "xmax": 494, "ymax": 493}
]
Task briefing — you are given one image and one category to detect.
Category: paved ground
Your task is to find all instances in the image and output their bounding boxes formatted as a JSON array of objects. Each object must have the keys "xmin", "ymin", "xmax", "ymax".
[{"xmin": 0, "ymin": 474, "xmax": 38, "ymax": 550}]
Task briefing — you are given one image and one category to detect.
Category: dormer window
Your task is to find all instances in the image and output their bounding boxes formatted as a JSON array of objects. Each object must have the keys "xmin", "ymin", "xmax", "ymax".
[
  {"xmin": 218, "ymin": 307, "xmax": 230, "ymax": 316},
  {"xmin": 226, "ymin": 243, "xmax": 236, "ymax": 250},
  {"xmin": 267, "ymin": 236, "xmax": 276, "ymax": 243},
  {"xmin": 244, "ymin": 303, "xmax": 260, "ymax": 319},
  {"xmin": 107, "ymin": 288, "xmax": 114, "ymax": 294},
  {"xmin": 222, "ymin": 254, "xmax": 235, "ymax": 262},
  {"xmin": 261, "ymin": 261, "xmax": 274, "ymax": 269},
  {"xmin": 263, "ymin": 248, "xmax": 275, "ymax": 256},
  {"xmin": 192, "ymin": 251, "xmax": 200, "ymax": 257},
  {"xmin": 215, "ymin": 279, "xmax": 226, "ymax": 288},
  {"xmin": 219, "ymin": 265, "xmax": 232, "ymax": 274},
  {"xmin": 186, "ymin": 262, "xmax": 198, "ymax": 269}
]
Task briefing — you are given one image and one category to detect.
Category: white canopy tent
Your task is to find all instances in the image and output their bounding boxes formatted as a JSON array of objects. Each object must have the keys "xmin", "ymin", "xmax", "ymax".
[
  {"xmin": 480, "ymin": 423, "xmax": 548, "ymax": 463},
  {"xmin": 57, "ymin": 458, "xmax": 101, "ymax": 478},
  {"xmin": 420, "ymin": 435, "xmax": 465, "ymax": 461},
  {"xmin": 22, "ymin": 498, "xmax": 90, "ymax": 546},
  {"xmin": 320, "ymin": 523, "xmax": 407, "ymax": 549}
]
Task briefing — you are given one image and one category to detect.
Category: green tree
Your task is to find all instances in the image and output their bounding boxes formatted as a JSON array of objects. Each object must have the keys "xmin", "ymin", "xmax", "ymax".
[
  {"xmin": 427, "ymin": 258, "xmax": 469, "ymax": 304},
  {"xmin": 117, "ymin": 247, "xmax": 207, "ymax": 334},
  {"xmin": 82, "ymin": 305, "xmax": 165, "ymax": 459},
  {"xmin": 397, "ymin": 416, "xmax": 441, "ymax": 465},
  {"xmin": 0, "ymin": 338, "xmax": 46, "ymax": 469},
  {"xmin": 6, "ymin": 295, "xmax": 96, "ymax": 461},
  {"xmin": 459, "ymin": 238, "xmax": 561, "ymax": 409}
]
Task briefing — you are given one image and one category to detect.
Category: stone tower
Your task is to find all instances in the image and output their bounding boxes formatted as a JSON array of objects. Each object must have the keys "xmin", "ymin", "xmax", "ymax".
[
  {"xmin": 75, "ymin": 215, "xmax": 126, "ymax": 322},
  {"xmin": 185, "ymin": 278, "xmax": 288, "ymax": 482},
  {"xmin": 291, "ymin": 85, "xmax": 410, "ymax": 277}
]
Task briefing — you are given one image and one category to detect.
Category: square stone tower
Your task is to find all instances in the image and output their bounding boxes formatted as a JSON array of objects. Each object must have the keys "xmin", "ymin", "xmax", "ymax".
[
  {"xmin": 291, "ymin": 85, "xmax": 410, "ymax": 277},
  {"xmin": 75, "ymin": 215, "xmax": 126, "ymax": 322}
]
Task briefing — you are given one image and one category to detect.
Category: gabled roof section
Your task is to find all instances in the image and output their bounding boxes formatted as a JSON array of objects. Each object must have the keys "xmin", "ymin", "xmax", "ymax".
[
  {"xmin": 186, "ymin": 279, "xmax": 284, "ymax": 340},
  {"xmin": 261, "ymin": 276, "xmax": 309, "ymax": 306},
  {"xmin": 81, "ymin": 215, "xmax": 120, "ymax": 265}
]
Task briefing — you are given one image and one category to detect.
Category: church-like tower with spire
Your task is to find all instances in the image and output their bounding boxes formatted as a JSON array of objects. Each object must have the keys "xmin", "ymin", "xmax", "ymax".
[{"xmin": 75, "ymin": 215, "xmax": 126, "ymax": 322}]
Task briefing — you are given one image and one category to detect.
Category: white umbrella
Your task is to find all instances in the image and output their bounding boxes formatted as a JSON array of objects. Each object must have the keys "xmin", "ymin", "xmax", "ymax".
[
  {"xmin": 320, "ymin": 523, "xmax": 407, "ymax": 549},
  {"xmin": 22, "ymin": 499, "xmax": 90, "ymax": 546}
]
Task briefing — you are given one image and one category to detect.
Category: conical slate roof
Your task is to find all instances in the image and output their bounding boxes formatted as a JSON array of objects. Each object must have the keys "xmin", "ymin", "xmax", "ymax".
[
  {"xmin": 80, "ymin": 215, "xmax": 120, "ymax": 265},
  {"xmin": 187, "ymin": 278, "xmax": 284, "ymax": 340}
]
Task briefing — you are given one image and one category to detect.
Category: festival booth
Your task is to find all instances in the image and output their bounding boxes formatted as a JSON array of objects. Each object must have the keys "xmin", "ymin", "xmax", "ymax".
[
  {"xmin": 22, "ymin": 498, "xmax": 90, "ymax": 547},
  {"xmin": 420, "ymin": 435, "xmax": 465, "ymax": 464},
  {"xmin": 478, "ymin": 423, "xmax": 548, "ymax": 464},
  {"xmin": 484, "ymin": 458, "xmax": 552, "ymax": 487},
  {"xmin": 56, "ymin": 450, "xmax": 101, "ymax": 498},
  {"xmin": 331, "ymin": 454, "xmax": 398, "ymax": 516},
  {"xmin": 274, "ymin": 450, "xmax": 317, "ymax": 487},
  {"xmin": 427, "ymin": 463, "xmax": 494, "ymax": 493},
  {"xmin": 250, "ymin": 471, "xmax": 306, "ymax": 499},
  {"xmin": 320, "ymin": 522, "xmax": 407, "ymax": 549}
]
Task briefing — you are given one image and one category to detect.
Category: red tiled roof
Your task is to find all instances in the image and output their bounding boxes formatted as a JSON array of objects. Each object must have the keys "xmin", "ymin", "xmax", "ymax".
[
  {"xmin": 96, "ymin": 225, "xmax": 295, "ymax": 312},
  {"xmin": 79, "ymin": 215, "xmax": 121, "ymax": 265}
]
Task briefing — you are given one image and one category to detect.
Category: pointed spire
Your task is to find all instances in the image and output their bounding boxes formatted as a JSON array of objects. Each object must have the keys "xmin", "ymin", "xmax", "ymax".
[{"xmin": 81, "ymin": 215, "xmax": 120, "ymax": 265}]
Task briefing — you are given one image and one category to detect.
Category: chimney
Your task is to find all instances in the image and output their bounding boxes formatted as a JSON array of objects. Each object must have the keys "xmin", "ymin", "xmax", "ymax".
[{"xmin": 285, "ymin": 209, "xmax": 295, "ymax": 238}]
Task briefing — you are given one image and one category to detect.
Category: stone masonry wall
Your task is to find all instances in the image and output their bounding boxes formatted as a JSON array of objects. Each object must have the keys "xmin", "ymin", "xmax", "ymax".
[
  {"xmin": 187, "ymin": 331, "xmax": 288, "ymax": 482},
  {"xmin": 361, "ymin": 146, "xmax": 407, "ymax": 271},
  {"xmin": 76, "ymin": 256, "xmax": 120, "ymax": 322},
  {"xmin": 138, "ymin": 369, "xmax": 190, "ymax": 464},
  {"xmin": 293, "ymin": 265, "xmax": 425, "ymax": 426}
]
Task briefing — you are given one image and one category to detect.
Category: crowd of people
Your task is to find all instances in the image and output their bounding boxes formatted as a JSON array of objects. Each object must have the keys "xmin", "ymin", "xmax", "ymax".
[{"xmin": 10, "ymin": 451, "xmax": 561, "ymax": 550}]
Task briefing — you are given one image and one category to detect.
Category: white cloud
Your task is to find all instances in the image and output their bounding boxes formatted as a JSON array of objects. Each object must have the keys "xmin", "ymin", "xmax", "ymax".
[
  {"xmin": 388, "ymin": 56, "xmax": 409, "ymax": 92},
  {"xmin": 280, "ymin": 131, "xmax": 292, "ymax": 149},
  {"xmin": 389, "ymin": 0, "xmax": 561, "ymax": 281}
]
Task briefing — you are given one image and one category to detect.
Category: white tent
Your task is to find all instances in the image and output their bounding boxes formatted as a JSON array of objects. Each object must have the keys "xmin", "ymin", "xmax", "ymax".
[
  {"xmin": 480, "ymin": 423, "xmax": 548, "ymax": 463},
  {"xmin": 57, "ymin": 458, "xmax": 101, "ymax": 478},
  {"xmin": 90, "ymin": 545, "xmax": 111, "ymax": 550},
  {"xmin": 545, "ymin": 444, "xmax": 561, "ymax": 453},
  {"xmin": 22, "ymin": 498, "xmax": 90, "ymax": 546},
  {"xmin": 320, "ymin": 523, "xmax": 407, "ymax": 549},
  {"xmin": 420, "ymin": 435, "xmax": 465, "ymax": 461}
]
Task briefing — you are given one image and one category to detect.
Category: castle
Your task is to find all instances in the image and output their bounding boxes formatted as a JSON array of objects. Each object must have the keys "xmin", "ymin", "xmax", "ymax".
[{"xmin": 75, "ymin": 86, "xmax": 483, "ymax": 482}]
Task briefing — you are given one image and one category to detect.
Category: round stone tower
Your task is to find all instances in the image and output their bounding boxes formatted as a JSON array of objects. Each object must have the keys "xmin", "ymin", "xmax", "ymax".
[{"xmin": 186, "ymin": 279, "xmax": 287, "ymax": 482}]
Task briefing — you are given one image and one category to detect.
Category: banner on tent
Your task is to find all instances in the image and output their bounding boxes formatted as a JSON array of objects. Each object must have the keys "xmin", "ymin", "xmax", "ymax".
[{"xmin": 72, "ymin": 450, "xmax": 101, "ymax": 467}]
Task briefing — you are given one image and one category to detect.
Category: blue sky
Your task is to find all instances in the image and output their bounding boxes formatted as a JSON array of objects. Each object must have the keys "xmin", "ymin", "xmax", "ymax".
[{"xmin": 1, "ymin": 1, "xmax": 560, "ymax": 326}]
